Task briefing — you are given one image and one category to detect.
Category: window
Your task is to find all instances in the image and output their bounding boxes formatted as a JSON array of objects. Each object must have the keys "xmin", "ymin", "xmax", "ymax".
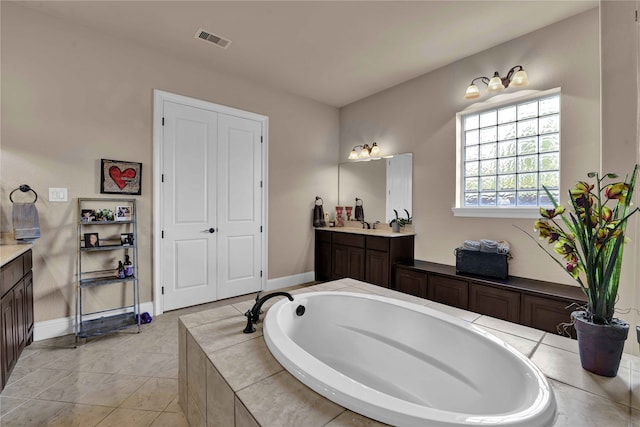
[{"xmin": 454, "ymin": 88, "xmax": 560, "ymax": 218}]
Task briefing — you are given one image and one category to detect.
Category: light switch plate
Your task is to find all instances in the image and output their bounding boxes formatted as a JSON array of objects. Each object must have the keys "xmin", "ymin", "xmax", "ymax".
[{"xmin": 48, "ymin": 187, "xmax": 68, "ymax": 202}]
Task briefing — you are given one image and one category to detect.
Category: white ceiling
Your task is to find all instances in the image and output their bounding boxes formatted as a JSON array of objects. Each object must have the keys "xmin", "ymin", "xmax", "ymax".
[{"xmin": 18, "ymin": 1, "xmax": 598, "ymax": 107}]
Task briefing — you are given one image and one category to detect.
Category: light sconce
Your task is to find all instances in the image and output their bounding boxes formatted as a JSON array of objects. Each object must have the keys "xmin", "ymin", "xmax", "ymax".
[
  {"xmin": 348, "ymin": 142, "xmax": 382, "ymax": 160},
  {"xmin": 464, "ymin": 65, "xmax": 529, "ymax": 100}
]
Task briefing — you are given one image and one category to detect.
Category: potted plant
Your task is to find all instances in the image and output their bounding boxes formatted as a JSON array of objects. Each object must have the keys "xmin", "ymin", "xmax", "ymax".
[
  {"xmin": 525, "ymin": 165, "xmax": 638, "ymax": 377},
  {"xmin": 389, "ymin": 209, "xmax": 412, "ymax": 232}
]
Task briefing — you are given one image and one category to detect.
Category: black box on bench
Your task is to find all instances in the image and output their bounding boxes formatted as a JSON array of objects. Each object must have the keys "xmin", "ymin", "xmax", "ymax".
[{"xmin": 455, "ymin": 249, "xmax": 509, "ymax": 280}]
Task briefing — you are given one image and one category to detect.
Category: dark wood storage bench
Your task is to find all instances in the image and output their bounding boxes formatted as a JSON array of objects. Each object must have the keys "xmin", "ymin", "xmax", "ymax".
[{"xmin": 395, "ymin": 260, "xmax": 587, "ymax": 338}]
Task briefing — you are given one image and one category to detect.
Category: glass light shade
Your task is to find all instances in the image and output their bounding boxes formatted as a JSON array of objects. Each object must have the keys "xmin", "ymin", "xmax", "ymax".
[
  {"xmin": 487, "ymin": 73, "xmax": 505, "ymax": 92},
  {"xmin": 359, "ymin": 144, "xmax": 371, "ymax": 159},
  {"xmin": 370, "ymin": 142, "xmax": 381, "ymax": 158},
  {"xmin": 464, "ymin": 84, "xmax": 481, "ymax": 100},
  {"xmin": 348, "ymin": 148, "xmax": 359, "ymax": 160},
  {"xmin": 511, "ymin": 69, "xmax": 529, "ymax": 87}
]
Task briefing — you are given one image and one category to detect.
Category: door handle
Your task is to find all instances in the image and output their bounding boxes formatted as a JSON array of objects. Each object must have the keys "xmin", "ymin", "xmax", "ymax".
[{"xmin": 203, "ymin": 227, "xmax": 216, "ymax": 233}]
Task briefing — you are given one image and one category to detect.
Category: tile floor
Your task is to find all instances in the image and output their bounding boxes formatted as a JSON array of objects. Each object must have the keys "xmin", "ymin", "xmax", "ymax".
[
  {"xmin": 0, "ymin": 292, "xmax": 260, "ymax": 427},
  {"xmin": 1, "ymin": 280, "xmax": 639, "ymax": 426}
]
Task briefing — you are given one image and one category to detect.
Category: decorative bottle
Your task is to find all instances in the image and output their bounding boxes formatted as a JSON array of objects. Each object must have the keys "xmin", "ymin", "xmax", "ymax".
[
  {"xmin": 124, "ymin": 254, "xmax": 134, "ymax": 277},
  {"xmin": 117, "ymin": 261, "xmax": 125, "ymax": 279}
]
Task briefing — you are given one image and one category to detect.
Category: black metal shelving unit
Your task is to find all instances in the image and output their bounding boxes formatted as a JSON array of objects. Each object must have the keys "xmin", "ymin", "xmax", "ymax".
[{"xmin": 75, "ymin": 198, "xmax": 140, "ymax": 344}]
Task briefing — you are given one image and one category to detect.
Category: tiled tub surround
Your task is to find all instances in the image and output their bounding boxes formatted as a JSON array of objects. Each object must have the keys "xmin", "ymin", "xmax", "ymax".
[{"xmin": 179, "ymin": 279, "xmax": 640, "ymax": 427}]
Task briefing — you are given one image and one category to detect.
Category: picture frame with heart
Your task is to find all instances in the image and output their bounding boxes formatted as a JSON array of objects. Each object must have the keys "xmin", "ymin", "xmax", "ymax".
[{"xmin": 100, "ymin": 159, "xmax": 142, "ymax": 195}]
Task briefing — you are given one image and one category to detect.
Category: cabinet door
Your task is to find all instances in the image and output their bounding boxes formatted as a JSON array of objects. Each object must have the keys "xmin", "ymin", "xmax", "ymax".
[
  {"xmin": 395, "ymin": 268, "xmax": 427, "ymax": 298},
  {"xmin": 521, "ymin": 295, "xmax": 577, "ymax": 338},
  {"xmin": 332, "ymin": 244, "xmax": 350, "ymax": 279},
  {"xmin": 315, "ymin": 241, "xmax": 332, "ymax": 281},
  {"xmin": 348, "ymin": 247, "xmax": 365, "ymax": 281},
  {"xmin": 428, "ymin": 275, "xmax": 468, "ymax": 309},
  {"xmin": 13, "ymin": 281, "xmax": 26, "ymax": 355},
  {"xmin": 469, "ymin": 282, "xmax": 520, "ymax": 323},
  {"xmin": 24, "ymin": 272, "xmax": 34, "ymax": 344},
  {"xmin": 365, "ymin": 250, "xmax": 389, "ymax": 287},
  {"xmin": 1, "ymin": 293, "xmax": 16, "ymax": 384}
]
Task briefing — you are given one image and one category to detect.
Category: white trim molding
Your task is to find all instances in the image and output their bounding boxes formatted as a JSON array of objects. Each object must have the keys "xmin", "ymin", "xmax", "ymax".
[
  {"xmin": 266, "ymin": 271, "xmax": 316, "ymax": 292},
  {"xmin": 451, "ymin": 207, "xmax": 542, "ymax": 219},
  {"xmin": 34, "ymin": 302, "xmax": 154, "ymax": 342}
]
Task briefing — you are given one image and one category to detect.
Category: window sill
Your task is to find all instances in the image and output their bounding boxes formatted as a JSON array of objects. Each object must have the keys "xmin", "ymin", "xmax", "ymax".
[{"xmin": 451, "ymin": 207, "xmax": 541, "ymax": 219}]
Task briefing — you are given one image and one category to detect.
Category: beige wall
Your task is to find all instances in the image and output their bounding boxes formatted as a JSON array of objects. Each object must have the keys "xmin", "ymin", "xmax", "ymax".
[
  {"xmin": 600, "ymin": 0, "xmax": 639, "ymax": 355},
  {"xmin": 341, "ymin": 8, "xmax": 601, "ymax": 284},
  {"xmin": 341, "ymin": 5, "xmax": 640, "ymax": 356},
  {"xmin": 0, "ymin": 3, "xmax": 339, "ymax": 322}
]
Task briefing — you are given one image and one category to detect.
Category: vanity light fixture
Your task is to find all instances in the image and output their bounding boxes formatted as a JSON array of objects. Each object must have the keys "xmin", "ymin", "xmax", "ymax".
[
  {"xmin": 464, "ymin": 65, "xmax": 529, "ymax": 100},
  {"xmin": 348, "ymin": 142, "xmax": 382, "ymax": 160}
]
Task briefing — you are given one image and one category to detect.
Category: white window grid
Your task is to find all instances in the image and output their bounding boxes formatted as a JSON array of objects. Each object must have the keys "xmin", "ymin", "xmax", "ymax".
[{"xmin": 460, "ymin": 92, "xmax": 561, "ymax": 209}]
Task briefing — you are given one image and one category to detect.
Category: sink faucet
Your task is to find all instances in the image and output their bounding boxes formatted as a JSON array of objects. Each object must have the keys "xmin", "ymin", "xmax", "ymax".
[
  {"xmin": 372, "ymin": 221, "xmax": 381, "ymax": 230},
  {"xmin": 243, "ymin": 291, "xmax": 294, "ymax": 333},
  {"xmin": 361, "ymin": 221, "xmax": 371, "ymax": 229}
]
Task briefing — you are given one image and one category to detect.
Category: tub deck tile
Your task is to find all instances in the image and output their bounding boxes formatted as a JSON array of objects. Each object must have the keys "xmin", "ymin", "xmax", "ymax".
[{"xmin": 237, "ymin": 370, "xmax": 344, "ymax": 427}]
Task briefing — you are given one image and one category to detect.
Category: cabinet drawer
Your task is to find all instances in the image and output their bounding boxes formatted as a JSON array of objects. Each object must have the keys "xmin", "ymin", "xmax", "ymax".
[
  {"xmin": 366, "ymin": 236, "xmax": 389, "ymax": 252},
  {"xmin": 316, "ymin": 230, "xmax": 332, "ymax": 244},
  {"xmin": 428, "ymin": 275, "xmax": 468, "ymax": 309},
  {"xmin": 1, "ymin": 257, "xmax": 23, "ymax": 297},
  {"xmin": 333, "ymin": 233, "xmax": 365, "ymax": 248},
  {"xmin": 22, "ymin": 251, "xmax": 32, "ymax": 274},
  {"xmin": 469, "ymin": 282, "xmax": 520, "ymax": 323}
]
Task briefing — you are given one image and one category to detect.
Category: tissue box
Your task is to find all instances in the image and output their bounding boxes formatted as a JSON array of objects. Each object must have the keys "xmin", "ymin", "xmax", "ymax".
[{"xmin": 455, "ymin": 249, "xmax": 508, "ymax": 279}]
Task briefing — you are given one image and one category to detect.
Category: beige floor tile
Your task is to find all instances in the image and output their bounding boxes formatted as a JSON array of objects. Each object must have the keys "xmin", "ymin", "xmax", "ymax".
[
  {"xmin": 237, "ymin": 370, "xmax": 344, "ymax": 427},
  {"xmin": 474, "ymin": 315, "xmax": 545, "ymax": 341},
  {"xmin": 0, "ymin": 399, "xmax": 113, "ymax": 427},
  {"xmin": 542, "ymin": 332, "xmax": 579, "ymax": 353},
  {"xmin": 0, "ymin": 395, "xmax": 28, "ymax": 416},
  {"xmin": 164, "ymin": 395, "xmax": 181, "ymax": 413},
  {"xmin": 115, "ymin": 352, "xmax": 179, "ymax": 379},
  {"xmin": 0, "ymin": 368, "xmax": 72, "ymax": 398},
  {"xmin": 427, "ymin": 301, "xmax": 482, "ymax": 322},
  {"xmin": 632, "ymin": 408, "xmax": 640, "ymax": 427},
  {"xmin": 96, "ymin": 407, "xmax": 161, "ymax": 427},
  {"xmin": 149, "ymin": 410, "xmax": 190, "ymax": 427},
  {"xmin": 36, "ymin": 371, "xmax": 148, "ymax": 407},
  {"xmin": 324, "ymin": 410, "xmax": 391, "ymax": 426},
  {"xmin": 532, "ymin": 344, "xmax": 632, "ymax": 407},
  {"xmin": 478, "ymin": 326, "xmax": 539, "ymax": 357},
  {"xmin": 551, "ymin": 380, "xmax": 631, "ymax": 427},
  {"xmin": 120, "ymin": 377, "xmax": 178, "ymax": 411}
]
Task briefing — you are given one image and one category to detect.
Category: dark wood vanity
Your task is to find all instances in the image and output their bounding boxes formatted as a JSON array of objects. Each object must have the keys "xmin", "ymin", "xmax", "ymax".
[
  {"xmin": 395, "ymin": 260, "xmax": 587, "ymax": 337},
  {"xmin": 315, "ymin": 228, "xmax": 587, "ymax": 338},
  {"xmin": 1, "ymin": 248, "xmax": 34, "ymax": 390},
  {"xmin": 315, "ymin": 229, "xmax": 414, "ymax": 288}
]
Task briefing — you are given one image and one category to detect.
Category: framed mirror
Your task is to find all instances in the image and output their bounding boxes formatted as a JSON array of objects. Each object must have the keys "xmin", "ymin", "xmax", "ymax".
[{"xmin": 338, "ymin": 153, "xmax": 412, "ymax": 223}]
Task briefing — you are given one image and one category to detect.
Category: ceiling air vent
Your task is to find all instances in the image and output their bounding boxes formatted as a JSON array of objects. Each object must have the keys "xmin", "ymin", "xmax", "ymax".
[{"xmin": 195, "ymin": 29, "xmax": 231, "ymax": 49}]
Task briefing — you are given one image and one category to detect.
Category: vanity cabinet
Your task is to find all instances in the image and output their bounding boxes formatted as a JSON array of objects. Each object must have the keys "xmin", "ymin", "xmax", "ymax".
[
  {"xmin": 395, "ymin": 260, "xmax": 586, "ymax": 338},
  {"xmin": 1, "ymin": 249, "xmax": 34, "ymax": 390},
  {"xmin": 315, "ymin": 229, "xmax": 414, "ymax": 288}
]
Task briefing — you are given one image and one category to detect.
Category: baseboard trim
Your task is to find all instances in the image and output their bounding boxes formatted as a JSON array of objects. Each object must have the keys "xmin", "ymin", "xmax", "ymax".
[
  {"xmin": 33, "ymin": 302, "xmax": 155, "ymax": 342},
  {"xmin": 266, "ymin": 271, "xmax": 315, "ymax": 291},
  {"xmin": 35, "ymin": 272, "xmax": 315, "ymax": 341}
]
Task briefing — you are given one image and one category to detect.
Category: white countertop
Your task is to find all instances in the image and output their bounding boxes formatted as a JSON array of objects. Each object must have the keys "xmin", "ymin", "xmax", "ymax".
[{"xmin": 0, "ymin": 244, "xmax": 33, "ymax": 267}]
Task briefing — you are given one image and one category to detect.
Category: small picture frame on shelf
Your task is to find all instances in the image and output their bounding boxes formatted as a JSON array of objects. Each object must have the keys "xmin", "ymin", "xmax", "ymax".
[
  {"xmin": 95, "ymin": 209, "xmax": 114, "ymax": 222},
  {"xmin": 120, "ymin": 233, "xmax": 134, "ymax": 246},
  {"xmin": 81, "ymin": 209, "xmax": 96, "ymax": 223},
  {"xmin": 84, "ymin": 233, "xmax": 100, "ymax": 248},
  {"xmin": 115, "ymin": 206, "xmax": 131, "ymax": 221}
]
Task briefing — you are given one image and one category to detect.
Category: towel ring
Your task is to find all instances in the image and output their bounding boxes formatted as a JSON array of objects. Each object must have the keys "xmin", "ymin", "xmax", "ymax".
[
  {"xmin": 315, "ymin": 196, "xmax": 323, "ymax": 206},
  {"xmin": 9, "ymin": 184, "xmax": 38, "ymax": 203}
]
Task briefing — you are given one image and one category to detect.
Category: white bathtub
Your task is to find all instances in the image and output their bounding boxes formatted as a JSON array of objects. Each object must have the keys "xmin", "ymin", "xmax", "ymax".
[{"xmin": 263, "ymin": 291, "xmax": 556, "ymax": 427}]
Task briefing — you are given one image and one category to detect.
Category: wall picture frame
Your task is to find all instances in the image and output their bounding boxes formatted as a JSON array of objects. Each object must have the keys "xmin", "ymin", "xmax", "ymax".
[
  {"xmin": 115, "ymin": 206, "xmax": 132, "ymax": 221},
  {"xmin": 84, "ymin": 233, "xmax": 100, "ymax": 248},
  {"xmin": 100, "ymin": 159, "xmax": 142, "ymax": 195}
]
